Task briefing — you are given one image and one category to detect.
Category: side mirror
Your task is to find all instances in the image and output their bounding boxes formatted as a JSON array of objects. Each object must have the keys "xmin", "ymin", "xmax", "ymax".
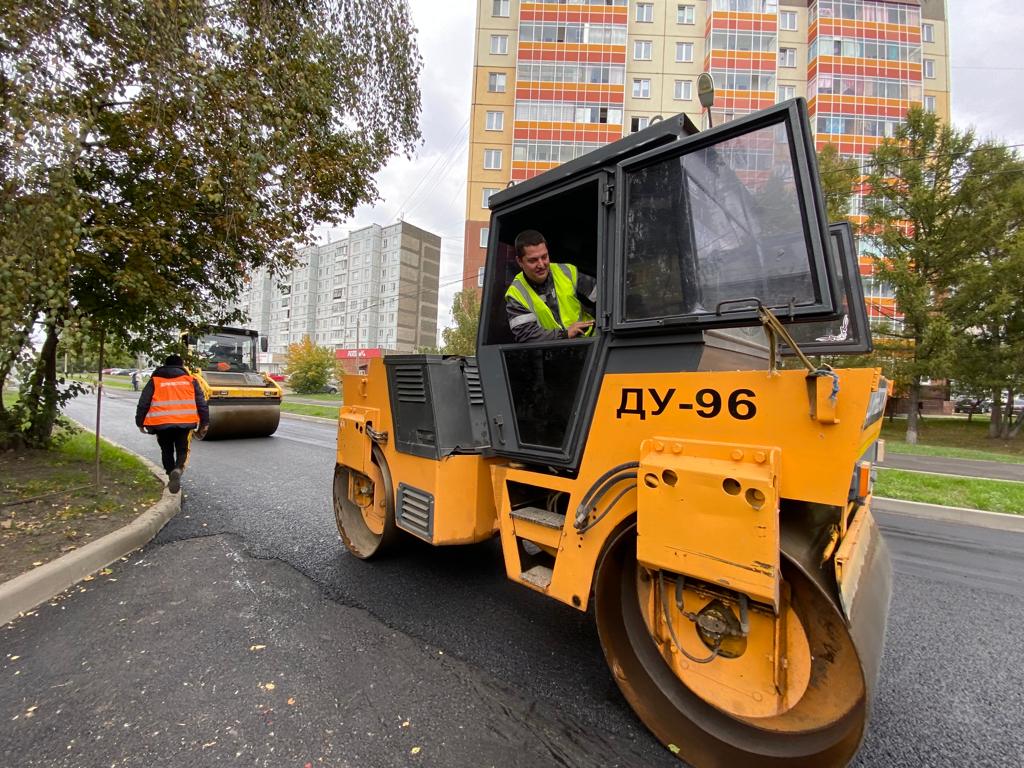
[{"xmin": 260, "ymin": 337, "xmax": 268, "ymax": 352}]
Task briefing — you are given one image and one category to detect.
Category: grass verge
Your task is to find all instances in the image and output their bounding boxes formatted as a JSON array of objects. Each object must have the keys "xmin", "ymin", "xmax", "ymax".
[
  {"xmin": 0, "ymin": 420, "xmax": 163, "ymax": 582},
  {"xmin": 875, "ymin": 468, "xmax": 1024, "ymax": 515},
  {"xmin": 280, "ymin": 402, "xmax": 339, "ymax": 420},
  {"xmin": 283, "ymin": 392, "xmax": 343, "ymax": 403}
]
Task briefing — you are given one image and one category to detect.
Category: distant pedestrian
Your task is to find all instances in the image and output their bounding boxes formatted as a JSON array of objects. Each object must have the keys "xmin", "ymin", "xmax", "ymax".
[
  {"xmin": 135, "ymin": 354, "xmax": 209, "ymax": 494},
  {"xmin": 130, "ymin": 371, "xmax": 140, "ymax": 391}
]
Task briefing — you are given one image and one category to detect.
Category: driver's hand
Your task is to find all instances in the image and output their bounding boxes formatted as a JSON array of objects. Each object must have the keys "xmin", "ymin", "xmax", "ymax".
[
  {"xmin": 567, "ymin": 320, "xmax": 594, "ymax": 339},
  {"xmin": 197, "ymin": 425, "xmax": 209, "ymax": 439},
  {"xmin": 139, "ymin": 426, "xmax": 146, "ymax": 434}
]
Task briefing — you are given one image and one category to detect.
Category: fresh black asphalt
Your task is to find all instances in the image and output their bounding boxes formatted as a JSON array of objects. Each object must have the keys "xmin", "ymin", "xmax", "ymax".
[{"xmin": 1, "ymin": 389, "xmax": 1022, "ymax": 767}]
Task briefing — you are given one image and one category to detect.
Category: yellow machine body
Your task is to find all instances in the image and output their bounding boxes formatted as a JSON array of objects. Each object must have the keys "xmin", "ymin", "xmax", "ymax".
[{"xmin": 331, "ymin": 99, "xmax": 892, "ymax": 766}]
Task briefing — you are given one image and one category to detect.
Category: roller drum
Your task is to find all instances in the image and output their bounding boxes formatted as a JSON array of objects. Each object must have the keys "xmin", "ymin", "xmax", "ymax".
[{"xmin": 201, "ymin": 401, "xmax": 281, "ymax": 440}]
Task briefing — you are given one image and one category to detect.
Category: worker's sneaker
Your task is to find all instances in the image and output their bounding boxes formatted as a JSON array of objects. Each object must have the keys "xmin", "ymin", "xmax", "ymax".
[{"xmin": 167, "ymin": 468, "xmax": 182, "ymax": 494}]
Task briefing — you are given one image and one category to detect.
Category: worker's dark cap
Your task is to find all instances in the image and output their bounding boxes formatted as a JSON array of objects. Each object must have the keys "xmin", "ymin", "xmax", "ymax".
[{"xmin": 164, "ymin": 354, "xmax": 185, "ymax": 367}]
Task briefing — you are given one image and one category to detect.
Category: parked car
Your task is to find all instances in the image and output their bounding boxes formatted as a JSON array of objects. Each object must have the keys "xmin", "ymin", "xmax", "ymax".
[
  {"xmin": 954, "ymin": 397, "xmax": 991, "ymax": 415},
  {"xmin": 268, "ymin": 372, "xmax": 288, "ymax": 382},
  {"xmin": 321, "ymin": 381, "xmax": 340, "ymax": 394}
]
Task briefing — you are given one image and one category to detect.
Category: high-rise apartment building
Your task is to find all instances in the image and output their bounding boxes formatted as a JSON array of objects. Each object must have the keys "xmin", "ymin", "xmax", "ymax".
[
  {"xmin": 236, "ymin": 221, "xmax": 441, "ymax": 367},
  {"xmin": 464, "ymin": 0, "xmax": 950, "ymax": 324}
]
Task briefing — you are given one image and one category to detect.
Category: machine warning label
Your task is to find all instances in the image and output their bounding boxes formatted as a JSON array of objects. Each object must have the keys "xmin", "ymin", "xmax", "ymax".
[{"xmin": 615, "ymin": 387, "xmax": 757, "ymax": 421}]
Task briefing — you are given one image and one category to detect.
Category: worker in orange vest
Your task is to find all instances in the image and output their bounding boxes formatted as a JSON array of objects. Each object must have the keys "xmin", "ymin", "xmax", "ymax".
[{"xmin": 135, "ymin": 354, "xmax": 210, "ymax": 494}]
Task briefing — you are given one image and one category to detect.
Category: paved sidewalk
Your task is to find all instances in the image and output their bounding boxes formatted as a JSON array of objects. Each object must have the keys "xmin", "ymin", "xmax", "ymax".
[{"xmin": 879, "ymin": 452, "xmax": 1024, "ymax": 483}]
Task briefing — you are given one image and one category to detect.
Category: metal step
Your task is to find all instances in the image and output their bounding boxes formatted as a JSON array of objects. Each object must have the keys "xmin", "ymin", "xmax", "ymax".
[
  {"xmin": 510, "ymin": 506, "xmax": 565, "ymax": 529},
  {"xmin": 521, "ymin": 565, "xmax": 553, "ymax": 590}
]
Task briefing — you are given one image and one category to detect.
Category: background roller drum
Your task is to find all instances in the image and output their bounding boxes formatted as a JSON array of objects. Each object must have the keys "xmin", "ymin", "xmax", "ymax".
[{"xmin": 200, "ymin": 401, "xmax": 281, "ymax": 440}]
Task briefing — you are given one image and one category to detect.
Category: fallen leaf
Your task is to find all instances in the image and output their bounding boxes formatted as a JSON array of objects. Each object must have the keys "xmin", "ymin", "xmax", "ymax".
[
  {"xmin": 249, "ymin": 645, "xmax": 266, "ymax": 652},
  {"xmin": 10, "ymin": 656, "xmax": 20, "ymax": 661},
  {"xmin": 411, "ymin": 746, "xmax": 421, "ymax": 755},
  {"xmin": 0, "ymin": 520, "xmax": 11, "ymax": 529},
  {"xmin": 32, "ymin": 561, "xmax": 43, "ymax": 567},
  {"xmin": 401, "ymin": 721, "xmax": 409, "ymax": 728},
  {"xmin": 668, "ymin": 744, "xmax": 680, "ymax": 755},
  {"xmin": 82, "ymin": 575, "xmax": 94, "ymax": 581},
  {"xmin": 287, "ymin": 698, "xmax": 295, "ymax": 706}
]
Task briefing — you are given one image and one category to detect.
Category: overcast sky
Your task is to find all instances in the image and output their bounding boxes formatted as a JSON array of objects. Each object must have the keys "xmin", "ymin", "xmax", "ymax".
[{"xmin": 316, "ymin": 0, "xmax": 1024, "ymax": 333}]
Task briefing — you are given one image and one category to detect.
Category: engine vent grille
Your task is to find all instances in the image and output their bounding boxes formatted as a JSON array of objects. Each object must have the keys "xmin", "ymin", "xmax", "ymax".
[
  {"xmin": 393, "ymin": 366, "xmax": 427, "ymax": 403},
  {"xmin": 463, "ymin": 363, "xmax": 484, "ymax": 406},
  {"xmin": 397, "ymin": 484, "xmax": 434, "ymax": 540}
]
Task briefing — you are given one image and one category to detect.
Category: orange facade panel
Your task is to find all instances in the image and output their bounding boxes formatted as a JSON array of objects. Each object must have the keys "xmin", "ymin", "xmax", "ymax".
[
  {"xmin": 707, "ymin": 51, "xmax": 778, "ymax": 69},
  {"xmin": 520, "ymin": 8, "xmax": 627, "ymax": 24},
  {"xmin": 817, "ymin": 19, "xmax": 922, "ymax": 44},
  {"xmin": 815, "ymin": 57, "xmax": 922, "ymax": 80},
  {"xmin": 512, "ymin": 127, "xmax": 622, "ymax": 143},
  {"xmin": 515, "ymin": 84, "xmax": 625, "ymax": 101},
  {"xmin": 813, "ymin": 96, "xmax": 917, "ymax": 119}
]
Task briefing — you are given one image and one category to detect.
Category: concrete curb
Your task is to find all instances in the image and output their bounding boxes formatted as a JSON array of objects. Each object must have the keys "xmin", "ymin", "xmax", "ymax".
[
  {"xmin": 0, "ymin": 421, "xmax": 180, "ymax": 626},
  {"xmin": 874, "ymin": 496, "xmax": 1024, "ymax": 533}
]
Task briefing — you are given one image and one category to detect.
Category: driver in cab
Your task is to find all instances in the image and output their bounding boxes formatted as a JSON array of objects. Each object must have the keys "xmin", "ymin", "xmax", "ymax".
[{"xmin": 505, "ymin": 230, "xmax": 596, "ymax": 342}]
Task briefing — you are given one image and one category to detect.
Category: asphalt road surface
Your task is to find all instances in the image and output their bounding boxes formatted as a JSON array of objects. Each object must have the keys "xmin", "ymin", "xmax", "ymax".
[{"xmin": 1, "ymin": 388, "xmax": 1022, "ymax": 767}]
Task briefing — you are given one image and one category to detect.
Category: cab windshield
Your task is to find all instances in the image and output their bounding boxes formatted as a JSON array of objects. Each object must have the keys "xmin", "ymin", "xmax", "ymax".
[{"xmin": 196, "ymin": 332, "xmax": 255, "ymax": 373}]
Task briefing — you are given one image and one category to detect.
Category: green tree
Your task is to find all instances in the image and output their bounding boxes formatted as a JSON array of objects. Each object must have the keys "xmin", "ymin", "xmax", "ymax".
[
  {"xmin": 0, "ymin": 0, "xmax": 421, "ymax": 447},
  {"xmin": 441, "ymin": 290, "xmax": 480, "ymax": 356},
  {"xmin": 945, "ymin": 144, "xmax": 1024, "ymax": 438},
  {"xmin": 816, "ymin": 143, "xmax": 859, "ymax": 223},
  {"xmin": 862, "ymin": 108, "xmax": 989, "ymax": 444},
  {"xmin": 285, "ymin": 336, "xmax": 336, "ymax": 394}
]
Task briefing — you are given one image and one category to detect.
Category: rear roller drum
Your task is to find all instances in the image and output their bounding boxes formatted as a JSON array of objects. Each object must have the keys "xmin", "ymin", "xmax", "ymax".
[
  {"xmin": 333, "ymin": 444, "xmax": 398, "ymax": 559},
  {"xmin": 594, "ymin": 522, "xmax": 869, "ymax": 767}
]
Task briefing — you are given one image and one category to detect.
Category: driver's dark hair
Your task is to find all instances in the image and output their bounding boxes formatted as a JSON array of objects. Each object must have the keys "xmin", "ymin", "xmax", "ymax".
[
  {"xmin": 514, "ymin": 229, "xmax": 546, "ymax": 259},
  {"xmin": 164, "ymin": 354, "xmax": 184, "ymax": 367}
]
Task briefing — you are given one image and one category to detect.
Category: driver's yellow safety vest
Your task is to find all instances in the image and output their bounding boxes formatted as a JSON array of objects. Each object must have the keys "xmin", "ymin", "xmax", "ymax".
[{"xmin": 505, "ymin": 263, "xmax": 594, "ymax": 336}]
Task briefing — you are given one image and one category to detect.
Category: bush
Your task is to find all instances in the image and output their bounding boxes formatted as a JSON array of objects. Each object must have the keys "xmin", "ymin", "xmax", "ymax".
[{"xmin": 284, "ymin": 336, "xmax": 336, "ymax": 394}]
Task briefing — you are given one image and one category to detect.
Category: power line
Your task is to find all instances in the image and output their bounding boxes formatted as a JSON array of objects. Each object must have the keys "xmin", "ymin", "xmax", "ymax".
[{"xmin": 389, "ymin": 117, "xmax": 470, "ymax": 221}]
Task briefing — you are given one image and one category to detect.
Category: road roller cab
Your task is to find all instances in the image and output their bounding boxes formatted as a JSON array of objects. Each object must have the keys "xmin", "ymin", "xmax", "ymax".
[
  {"xmin": 187, "ymin": 327, "xmax": 283, "ymax": 439},
  {"xmin": 334, "ymin": 99, "xmax": 892, "ymax": 766}
]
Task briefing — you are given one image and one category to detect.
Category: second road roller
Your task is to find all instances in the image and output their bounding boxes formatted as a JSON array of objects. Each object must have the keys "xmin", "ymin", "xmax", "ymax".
[
  {"xmin": 185, "ymin": 326, "xmax": 282, "ymax": 439},
  {"xmin": 332, "ymin": 98, "xmax": 892, "ymax": 766}
]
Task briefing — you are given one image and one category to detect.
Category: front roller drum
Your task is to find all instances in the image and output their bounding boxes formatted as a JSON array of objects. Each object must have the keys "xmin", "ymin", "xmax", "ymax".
[
  {"xmin": 333, "ymin": 444, "xmax": 398, "ymax": 559},
  {"xmin": 594, "ymin": 522, "xmax": 878, "ymax": 767},
  {"xmin": 200, "ymin": 401, "xmax": 281, "ymax": 440}
]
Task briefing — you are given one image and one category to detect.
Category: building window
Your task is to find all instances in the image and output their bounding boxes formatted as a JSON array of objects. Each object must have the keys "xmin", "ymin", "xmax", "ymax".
[
  {"xmin": 779, "ymin": 47, "xmax": 797, "ymax": 68},
  {"xmin": 630, "ymin": 116, "xmax": 650, "ymax": 133},
  {"xmin": 673, "ymin": 79, "xmax": 692, "ymax": 100},
  {"xmin": 484, "ymin": 149, "xmax": 502, "ymax": 170},
  {"xmin": 488, "ymin": 72, "xmax": 506, "ymax": 92},
  {"xmin": 636, "ymin": 2, "xmax": 653, "ymax": 22},
  {"xmin": 780, "ymin": 10, "xmax": 797, "ymax": 31},
  {"xmin": 632, "ymin": 78, "xmax": 651, "ymax": 98},
  {"xmin": 485, "ymin": 110, "xmax": 504, "ymax": 131},
  {"xmin": 924, "ymin": 95, "xmax": 936, "ymax": 113},
  {"xmin": 482, "ymin": 187, "xmax": 498, "ymax": 208},
  {"xmin": 634, "ymin": 40, "xmax": 652, "ymax": 60},
  {"xmin": 778, "ymin": 84, "xmax": 795, "ymax": 101},
  {"xmin": 924, "ymin": 58, "xmax": 935, "ymax": 79},
  {"xmin": 922, "ymin": 23, "xmax": 934, "ymax": 43},
  {"xmin": 675, "ymin": 41, "xmax": 694, "ymax": 62},
  {"xmin": 477, "ymin": 267, "xmax": 486, "ymax": 287},
  {"xmin": 492, "ymin": 0, "xmax": 509, "ymax": 18},
  {"xmin": 479, "ymin": 227, "xmax": 490, "ymax": 248},
  {"xmin": 677, "ymin": 4, "xmax": 695, "ymax": 24},
  {"xmin": 490, "ymin": 34, "xmax": 508, "ymax": 55}
]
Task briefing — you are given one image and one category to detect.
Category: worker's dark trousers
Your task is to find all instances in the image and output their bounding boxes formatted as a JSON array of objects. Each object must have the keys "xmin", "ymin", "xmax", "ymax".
[{"xmin": 155, "ymin": 428, "xmax": 193, "ymax": 474}]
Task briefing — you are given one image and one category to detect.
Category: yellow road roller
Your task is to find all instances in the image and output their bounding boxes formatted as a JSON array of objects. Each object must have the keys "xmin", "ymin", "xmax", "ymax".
[
  {"xmin": 187, "ymin": 326, "xmax": 282, "ymax": 439},
  {"xmin": 332, "ymin": 99, "xmax": 891, "ymax": 766}
]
